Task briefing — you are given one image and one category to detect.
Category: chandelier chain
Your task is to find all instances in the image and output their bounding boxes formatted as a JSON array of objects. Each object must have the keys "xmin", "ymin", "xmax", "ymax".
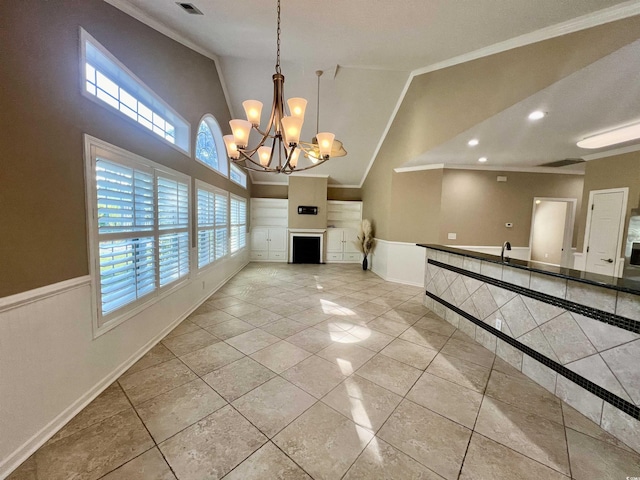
[{"xmin": 275, "ymin": 0, "xmax": 281, "ymax": 74}]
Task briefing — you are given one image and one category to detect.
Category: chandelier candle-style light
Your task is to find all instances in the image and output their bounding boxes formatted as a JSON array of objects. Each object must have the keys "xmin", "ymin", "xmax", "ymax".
[{"xmin": 223, "ymin": 0, "xmax": 342, "ymax": 174}]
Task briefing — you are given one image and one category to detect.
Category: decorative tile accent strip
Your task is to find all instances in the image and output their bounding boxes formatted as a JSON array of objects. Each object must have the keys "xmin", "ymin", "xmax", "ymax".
[
  {"xmin": 428, "ymin": 259, "xmax": 640, "ymax": 335},
  {"xmin": 426, "ymin": 290, "xmax": 640, "ymax": 421}
]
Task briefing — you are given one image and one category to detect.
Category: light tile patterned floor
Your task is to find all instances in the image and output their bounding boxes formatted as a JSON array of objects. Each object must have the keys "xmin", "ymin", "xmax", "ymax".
[{"xmin": 8, "ymin": 263, "xmax": 640, "ymax": 480}]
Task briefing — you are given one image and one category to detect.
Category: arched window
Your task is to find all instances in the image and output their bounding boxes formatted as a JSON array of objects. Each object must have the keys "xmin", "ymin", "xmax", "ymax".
[{"xmin": 195, "ymin": 115, "xmax": 228, "ymax": 177}]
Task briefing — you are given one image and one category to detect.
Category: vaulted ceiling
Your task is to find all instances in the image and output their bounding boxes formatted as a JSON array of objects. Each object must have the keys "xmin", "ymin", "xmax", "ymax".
[{"xmin": 105, "ymin": 0, "xmax": 640, "ymax": 186}]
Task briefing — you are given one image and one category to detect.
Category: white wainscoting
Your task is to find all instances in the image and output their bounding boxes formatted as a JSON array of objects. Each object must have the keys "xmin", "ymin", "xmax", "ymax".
[
  {"xmin": 369, "ymin": 240, "xmax": 426, "ymax": 287},
  {"xmin": 0, "ymin": 251, "xmax": 248, "ymax": 479}
]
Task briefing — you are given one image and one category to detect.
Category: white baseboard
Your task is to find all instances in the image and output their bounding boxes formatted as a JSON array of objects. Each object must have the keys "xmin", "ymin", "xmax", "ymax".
[{"xmin": 0, "ymin": 256, "xmax": 248, "ymax": 479}]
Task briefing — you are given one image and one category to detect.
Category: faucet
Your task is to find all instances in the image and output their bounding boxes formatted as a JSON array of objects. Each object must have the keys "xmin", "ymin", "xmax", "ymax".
[{"xmin": 501, "ymin": 241, "xmax": 511, "ymax": 263}]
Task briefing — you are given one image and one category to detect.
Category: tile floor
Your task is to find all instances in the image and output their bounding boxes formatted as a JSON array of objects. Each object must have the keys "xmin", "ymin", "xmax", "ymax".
[{"xmin": 8, "ymin": 263, "xmax": 640, "ymax": 480}]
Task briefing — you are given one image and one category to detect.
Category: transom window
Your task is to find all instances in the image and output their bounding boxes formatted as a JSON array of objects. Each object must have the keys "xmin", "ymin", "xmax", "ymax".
[
  {"xmin": 230, "ymin": 163, "xmax": 247, "ymax": 188},
  {"xmin": 195, "ymin": 115, "xmax": 228, "ymax": 177},
  {"xmin": 81, "ymin": 28, "xmax": 190, "ymax": 155}
]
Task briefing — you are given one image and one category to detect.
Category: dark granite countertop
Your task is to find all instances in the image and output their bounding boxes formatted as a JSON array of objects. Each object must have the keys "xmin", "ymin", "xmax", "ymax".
[{"xmin": 418, "ymin": 244, "xmax": 640, "ymax": 296}]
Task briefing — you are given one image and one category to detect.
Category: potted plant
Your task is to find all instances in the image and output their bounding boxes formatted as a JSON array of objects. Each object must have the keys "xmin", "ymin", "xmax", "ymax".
[{"xmin": 354, "ymin": 219, "xmax": 375, "ymax": 270}]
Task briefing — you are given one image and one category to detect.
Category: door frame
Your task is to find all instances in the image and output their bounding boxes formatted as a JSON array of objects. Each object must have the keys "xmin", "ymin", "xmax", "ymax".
[
  {"xmin": 583, "ymin": 187, "xmax": 629, "ymax": 276},
  {"xmin": 528, "ymin": 197, "xmax": 577, "ymax": 267}
]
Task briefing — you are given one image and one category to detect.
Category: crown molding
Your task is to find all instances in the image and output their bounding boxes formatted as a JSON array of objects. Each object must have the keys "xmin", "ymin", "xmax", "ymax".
[
  {"xmin": 582, "ymin": 143, "xmax": 640, "ymax": 160},
  {"xmin": 394, "ymin": 163, "xmax": 585, "ymax": 175},
  {"xmin": 412, "ymin": 1, "xmax": 640, "ymax": 78},
  {"xmin": 360, "ymin": 0, "xmax": 640, "ymax": 187}
]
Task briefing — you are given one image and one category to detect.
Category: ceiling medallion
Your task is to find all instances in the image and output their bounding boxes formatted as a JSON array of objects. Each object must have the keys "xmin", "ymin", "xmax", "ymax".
[{"xmin": 223, "ymin": 0, "xmax": 346, "ymax": 174}]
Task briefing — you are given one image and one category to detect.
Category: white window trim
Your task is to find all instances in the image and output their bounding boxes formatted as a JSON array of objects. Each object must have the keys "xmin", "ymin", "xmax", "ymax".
[
  {"xmin": 194, "ymin": 114, "xmax": 229, "ymax": 178},
  {"xmin": 195, "ymin": 180, "xmax": 230, "ymax": 270},
  {"xmin": 84, "ymin": 135, "xmax": 192, "ymax": 337},
  {"xmin": 229, "ymin": 163, "xmax": 248, "ymax": 189},
  {"xmin": 80, "ymin": 28, "xmax": 191, "ymax": 157},
  {"xmin": 229, "ymin": 194, "xmax": 248, "ymax": 255}
]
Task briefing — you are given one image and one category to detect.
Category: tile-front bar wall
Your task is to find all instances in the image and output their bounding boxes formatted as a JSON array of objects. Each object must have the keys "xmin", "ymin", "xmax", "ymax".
[{"xmin": 423, "ymin": 247, "xmax": 640, "ymax": 453}]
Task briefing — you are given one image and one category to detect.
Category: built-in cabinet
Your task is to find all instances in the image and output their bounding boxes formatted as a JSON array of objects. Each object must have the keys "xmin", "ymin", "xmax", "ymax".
[
  {"xmin": 326, "ymin": 200, "xmax": 363, "ymax": 263},
  {"xmin": 326, "ymin": 228, "xmax": 361, "ymax": 262},
  {"xmin": 250, "ymin": 198, "xmax": 288, "ymax": 262},
  {"xmin": 250, "ymin": 227, "xmax": 287, "ymax": 261},
  {"xmin": 250, "ymin": 198, "xmax": 363, "ymax": 263}
]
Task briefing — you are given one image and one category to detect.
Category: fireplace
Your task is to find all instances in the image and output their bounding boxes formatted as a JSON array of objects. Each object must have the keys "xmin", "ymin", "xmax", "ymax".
[
  {"xmin": 288, "ymin": 229, "xmax": 325, "ymax": 263},
  {"xmin": 292, "ymin": 236, "xmax": 320, "ymax": 264}
]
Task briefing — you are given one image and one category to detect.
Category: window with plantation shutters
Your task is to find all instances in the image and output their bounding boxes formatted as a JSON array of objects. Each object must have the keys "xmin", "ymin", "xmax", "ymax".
[
  {"xmin": 196, "ymin": 182, "xmax": 228, "ymax": 269},
  {"xmin": 230, "ymin": 195, "xmax": 247, "ymax": 253},
  {"xmin": 157, "ymin": 176, "xmax": 190, "ymax": 286},
  {"xmin": 96, "ymin": 159, "xmax": 155, "ymax": 315},
  {"xmin": 86, "ymin": 137, "xmax": 191, "ymax": 330}
]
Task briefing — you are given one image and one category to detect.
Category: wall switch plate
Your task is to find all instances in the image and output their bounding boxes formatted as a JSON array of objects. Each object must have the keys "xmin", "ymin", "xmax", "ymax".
[
  {"xmin": 505, "ymin": 222, "xmax": 513, "ymax": 228},
  {"xmin": 495, "ymin": 318, "xmax": 502, "ymax": 330},
  {"xmin": 497, "ymin": 176, "xmax": 508, "ymax": 182},
  {"xmin": 447, "ymin": 233, "xmax": 457, "ymax": 240}
]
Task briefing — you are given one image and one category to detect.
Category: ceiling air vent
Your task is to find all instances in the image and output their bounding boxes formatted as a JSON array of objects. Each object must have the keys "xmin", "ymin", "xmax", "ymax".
[
  {"xmin": 177, "ymin": 3, "xmax": 203, "ymax": 15},
  {"xmin": 539, "ymin": 158, "xmax": 585, "ymax": 168}
]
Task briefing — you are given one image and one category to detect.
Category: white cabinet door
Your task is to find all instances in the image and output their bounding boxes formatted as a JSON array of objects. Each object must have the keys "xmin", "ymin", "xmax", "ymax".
[
  {"xmin": 343, "ymin": 228, "xmax": 360, "ymax": 254},
  {"xmin": 250, "ymin": 228, "xmax": 269, "ymax": 251},
  {"xmin": 327, "ymin": 229, "xmax": 344, "ymax": 253},
  {"xmin": 268, "ymin": 228, "xmax": 287, "ymax": 253}
]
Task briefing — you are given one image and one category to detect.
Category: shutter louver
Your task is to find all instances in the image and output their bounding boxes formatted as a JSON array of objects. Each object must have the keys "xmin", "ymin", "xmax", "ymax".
[{"xmin": 96, "ymin": 159, "xmax": 153, "ymax": 233}]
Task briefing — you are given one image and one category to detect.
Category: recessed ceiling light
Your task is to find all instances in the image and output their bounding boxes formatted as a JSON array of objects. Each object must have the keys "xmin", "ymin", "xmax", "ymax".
[
  {"xmin": 577, "ymin": 121, "xmax": 640, "ymax": 149},
  {"xmin": 468, "ymin": 139, "xmax": 479, "ymax": 146},
  {"xmin": 478, "ymin": 157, "xmax": 487, "ymax": 163},
  {"xmin": 528, "ymin": 110, "xmax": 546, "ymax": 120}
]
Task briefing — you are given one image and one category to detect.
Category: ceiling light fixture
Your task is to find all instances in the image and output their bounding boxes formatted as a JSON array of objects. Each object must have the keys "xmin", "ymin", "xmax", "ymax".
[
  {"xmin": 577, "ymin": 121, "xmax": 640, "ymax": 149},
  {"xmin": 478, "ymin": 157, "xmax": 488, "ymax": 163},
  {"xmin": 223, "ymin": 0, "xmax": 343, "ymax": 174},
  {"xmin": 310, "ymin": 70, "xmax": 347, "ymax": 162},
  {"xmin": 528, "ymin": 110, "xmax": 546, "ymax": 120},
  {"xmin": 468, "ymin": 139, "xmax": 479, "ymax": 146}
]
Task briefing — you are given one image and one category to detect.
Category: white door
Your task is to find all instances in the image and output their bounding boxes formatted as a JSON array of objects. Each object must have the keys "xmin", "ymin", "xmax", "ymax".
[
  {"xmin": 530, "ymin": 200, "xmax": 568, "ymax": 266},
  {"xmin": 585, "ymin": 190, "xmax": 627, "ymax": 276},
  {"xmin": 250, "ymin": 228, "xmax": 269, "ymax": 251},
  {"xmin": 326, "ymin": 229, "xmax": 344, "ymax": 253},
  {"xmin": 268, "ymin": 228, "xmax": 287, "ymax": 252}
]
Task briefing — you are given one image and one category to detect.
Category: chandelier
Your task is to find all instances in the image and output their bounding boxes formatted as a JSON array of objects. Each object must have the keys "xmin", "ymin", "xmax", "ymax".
[{"xmin": 222, "ymin": 0, "xmax": 345, "ymax": 174}]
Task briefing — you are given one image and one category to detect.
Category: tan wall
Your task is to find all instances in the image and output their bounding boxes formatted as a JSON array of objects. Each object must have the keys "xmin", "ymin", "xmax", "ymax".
[
  {"xmin": 251, "ymin": 184, "xmax": 288, "ymax": 199},
  {"xmin": 439, "ymin": 170, "xmax": 584, "ymax": 247},
  {"xmin": 362, "ymin": 17, "xmax": 640, "ymax": 242},
  {"xmin": 250, "ymin": 184, "xmax": 361, "ymax": 201},
  {"xmin": 288, "ymin": 177, "xmax": 328, "ymax": 229},
  {"xmin": 388, "ymin": 169, "xmax": 443, "ymax": 243},
  {"xmin": 531, "ymin": 201, "xmax": 568, "ymax": 264},
  {"xmin": 0, "ymin": 0, "xmax": 246, "ymax": 297},
  {"xmin": 328, "ymin": 187, "xmax": 362, "ymax": 201},
  {"xmin": 577, "ymin": 152, "xmax": 640, "ymax": 253}
]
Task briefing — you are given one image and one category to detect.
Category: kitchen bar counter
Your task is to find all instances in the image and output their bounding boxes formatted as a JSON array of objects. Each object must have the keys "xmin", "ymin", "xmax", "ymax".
[
  {"xmin": 419, "ymin": 244, "xmax": 640, "ymax": 453},
  {"xmin": 418, "ymin": 243, "xmax": 640, "ymax": 295}
]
